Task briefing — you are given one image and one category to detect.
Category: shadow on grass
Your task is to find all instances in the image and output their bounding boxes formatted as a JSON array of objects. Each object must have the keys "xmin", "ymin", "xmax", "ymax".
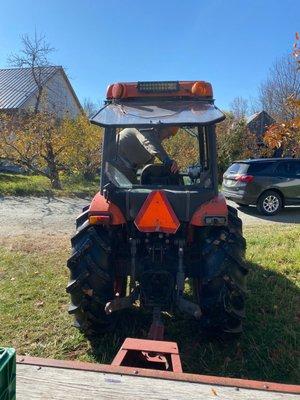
[{"xmin": 87, "ymin": 261, "xmax": 299, "ymax": 384}]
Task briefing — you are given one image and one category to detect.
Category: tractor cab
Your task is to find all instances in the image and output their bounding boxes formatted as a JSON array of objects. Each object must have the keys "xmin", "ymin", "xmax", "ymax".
[{"xmin": 90, "ymin": 81, "xmax": 226, "ymax": 224}]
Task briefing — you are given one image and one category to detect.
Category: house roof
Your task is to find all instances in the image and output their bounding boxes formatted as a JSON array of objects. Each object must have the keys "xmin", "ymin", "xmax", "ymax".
[
  {"xmin": 0, "ymin": 66, "xmax": 82, "ymax": 111},
  {"xmin": 246, "ymin": 112, "xmax": 261, "ymax": 124},
  {"xmin": 246, "ymin": 110, "xmax": 274, "ymax": 125}
]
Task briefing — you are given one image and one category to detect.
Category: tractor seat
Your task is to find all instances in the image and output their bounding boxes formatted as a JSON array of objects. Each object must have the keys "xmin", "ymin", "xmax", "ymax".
[{"xmin": 140, "ymin": 164, "xmax": 183, "ymax": 186}]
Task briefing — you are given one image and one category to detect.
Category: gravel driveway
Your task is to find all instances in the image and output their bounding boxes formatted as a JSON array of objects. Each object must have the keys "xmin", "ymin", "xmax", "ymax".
[
  {"xmin": 0, "ymin": 196, "xmax": 88, "ymax": 236},
  {"xmin": 0, "ymin": 196, "xmax": 299, "ymax": 237}
]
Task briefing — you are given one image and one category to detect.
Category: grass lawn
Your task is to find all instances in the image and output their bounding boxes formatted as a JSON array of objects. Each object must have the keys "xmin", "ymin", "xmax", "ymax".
[
  {"xmin": 0, "ymin": 225, "xmax": 299, "ymax": 384},
  {"xmin": 0, "ymin": 172, "xmax": 99, "ymax": 197}
]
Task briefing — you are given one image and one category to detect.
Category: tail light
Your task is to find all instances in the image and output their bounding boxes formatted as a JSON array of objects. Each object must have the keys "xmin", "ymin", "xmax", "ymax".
[
  {"xmin": 235, "ymin": 174, "xmax": 254, "ymax": 183},
  {"xmin": 89, "ymin": 214, "xmax": 111, "ymax": 225}
]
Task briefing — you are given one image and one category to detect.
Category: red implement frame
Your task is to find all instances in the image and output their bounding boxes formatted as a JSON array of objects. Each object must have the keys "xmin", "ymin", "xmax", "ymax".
[{"xmin": 111, "ymin": 338, "xmax": 182, "ymax": 373}]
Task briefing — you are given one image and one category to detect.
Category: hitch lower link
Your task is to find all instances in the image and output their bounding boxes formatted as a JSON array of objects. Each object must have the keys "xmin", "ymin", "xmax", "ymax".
[{"xmin": 104, "ymin": 239, "xmax": 202, "ymax": 338}]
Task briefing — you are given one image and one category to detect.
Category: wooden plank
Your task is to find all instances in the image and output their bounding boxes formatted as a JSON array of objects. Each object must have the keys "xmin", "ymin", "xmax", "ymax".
[
  {"xmin": 17, "ymin": 355, "xmax": 300, "ymax": 394},
  {"xmin": 17, "ymin": 364, "xmax": 298, "ymax": 400}
]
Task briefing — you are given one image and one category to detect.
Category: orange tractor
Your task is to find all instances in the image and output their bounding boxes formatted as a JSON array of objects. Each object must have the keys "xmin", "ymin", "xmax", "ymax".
[{"xmin": 66, "ymin": 81, "xmax": 247, "ymax": 341}]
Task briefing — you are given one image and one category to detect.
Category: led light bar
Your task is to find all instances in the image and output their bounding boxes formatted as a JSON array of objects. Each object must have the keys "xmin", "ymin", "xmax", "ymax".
[{"xmin": 137, "ymin": 81, "xmax": 179, "ymax": 93}]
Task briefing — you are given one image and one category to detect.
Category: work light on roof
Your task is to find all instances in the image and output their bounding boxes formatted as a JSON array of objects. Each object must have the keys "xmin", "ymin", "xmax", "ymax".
[{"xmin": 137, "ymin": 81, "xmax": 179, "ymax": 93}]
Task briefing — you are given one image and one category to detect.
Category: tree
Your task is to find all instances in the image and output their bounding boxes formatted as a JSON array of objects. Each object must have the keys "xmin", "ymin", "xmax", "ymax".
[
  {"xmin": 293, "ymin": 32, "xmax": 300, "ymax": 69},
  {"xmin": 230, "ymin": 96, "xmax": 248, "ymax": 119},
  {"xmin": 263, "ymin": 34, "xmax": 300, "ymax": 157},
  {"xmin": 216, "ymin": 115, "xmax": 266, "ymax": 180},
  {"xmin": 164, "ymin": 129, "xmax": 198, "ymax": 170},
  {"xmin": 258, "ymin": 55, "xmax": 300, "ymax": 121},
  {"xmin": 61, "ymin": 114, "xmax": 103, "ymax": 180},
  {"xmin": 0, "ymin": 112, "xmax": 103, "ymax": 187},
  {"xmin": 8, "ymin": 32, "xmax": 55, "ymax": 113},
  {"xmin": 83, "ymin": 98, "xmax": 98, "ymax": 118},
  {"xmin": 263, "ymin": 98, "xmax": 300, "ymax": 157},
  {"xmin": 0, "ymin": 111, "xmax": 67, "ymax": 188}
]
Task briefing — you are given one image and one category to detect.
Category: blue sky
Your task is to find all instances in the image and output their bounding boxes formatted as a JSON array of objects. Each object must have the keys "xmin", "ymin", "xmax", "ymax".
[{"xmin": 0, "ymin": 0, "xmax": 298, "ymax": 111}]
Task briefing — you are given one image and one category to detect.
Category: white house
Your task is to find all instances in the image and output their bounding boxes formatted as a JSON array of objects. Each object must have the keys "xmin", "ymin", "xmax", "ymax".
[{"xmin": 0, "ymin": 66, "xmax": 82, "ymax": 118}]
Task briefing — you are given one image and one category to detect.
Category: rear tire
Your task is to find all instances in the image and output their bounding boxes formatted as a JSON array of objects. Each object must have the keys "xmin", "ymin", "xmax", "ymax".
[
  {"xmin": 194, "ymin": 206, "xmax": 247, "ymax": 336},
  {"xmin": 257, "ymin": 190, "xmax": 283, "ymax": 216},
  {"xmin": 66, "ymin": 219, "xmax": 115, "ymax": 336}
]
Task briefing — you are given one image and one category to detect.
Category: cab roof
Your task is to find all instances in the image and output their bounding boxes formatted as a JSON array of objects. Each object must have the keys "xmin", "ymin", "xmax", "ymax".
[
  {"xmin": 90, "ymin": 98, "xmax": 225, "ymax": 127},
  {"xmin": 90, "ymin": 80, "xmax": 225, "ymax": 127}
]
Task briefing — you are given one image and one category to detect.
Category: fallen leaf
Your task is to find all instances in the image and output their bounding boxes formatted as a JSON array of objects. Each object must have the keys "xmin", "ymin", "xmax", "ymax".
[{"xmin": 211, "ymin": 388, "xmax": 218, "ymax": 396}]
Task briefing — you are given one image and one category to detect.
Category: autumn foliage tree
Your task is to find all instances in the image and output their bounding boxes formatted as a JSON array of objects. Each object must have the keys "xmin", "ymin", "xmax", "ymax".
[
  {"xmin": 216, "ymin": 114, "xmax": 265, "ymax": 180},
  {"xmin": 293, "ymin": 32, "xmax": 300, "ymax": 68},
  {"xmin": 164, "ymin": 129, "xmax": 198, "ymax": 170},
  {"xmin": 0, "ymin": 111, "xmax": 68, "ymax": 188},
  {"xmin": 0, "ymin": 111, "xmax": 102, "ymax": 189},
  {"xmin": 263, "ymin": 97, "xmax": 300, "ymax": 157},
  {"xmin": 61, "ymin": 114, "xmax": 103, "ymax": 180},
  {"xmin": 263, "ymin": 33, "xmax": 300, "ymax": 157}
]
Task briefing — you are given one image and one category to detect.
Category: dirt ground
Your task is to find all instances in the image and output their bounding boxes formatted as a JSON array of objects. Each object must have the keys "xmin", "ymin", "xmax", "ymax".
[{"xmin": 0, "ymin": 196, "xmax": 299, "ymax": 236}]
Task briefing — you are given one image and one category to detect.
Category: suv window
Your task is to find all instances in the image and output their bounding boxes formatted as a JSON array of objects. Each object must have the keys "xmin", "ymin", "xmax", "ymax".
[
  {"xmin": 226, "ymin": 163, "xmax": 249, "ymax": 174},
  {"xmin": 275, "ymin": 162, "xmax": 288, "ymax": 174},
  {"xmin": 275, "ymin": 161, "xmax": 296, "ymax": 175},
  {"xmin": 290, "ymin": 161, "xmax": 300, "ymax": 176},
  {"xmin": 247, "ymin": 162, "xmax": 273, "ymax": 175}
]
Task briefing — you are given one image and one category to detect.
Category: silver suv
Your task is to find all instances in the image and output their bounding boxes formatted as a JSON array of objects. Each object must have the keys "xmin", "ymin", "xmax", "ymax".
[{"xmin": 222, "ymin": 158, "xmax": 300, "ymax": 215}]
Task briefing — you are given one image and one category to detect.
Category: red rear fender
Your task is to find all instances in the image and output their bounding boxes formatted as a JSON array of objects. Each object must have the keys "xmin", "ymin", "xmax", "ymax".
[
  {"xmin": 88, "ymin": 193, "xmax": 126, "ymax": 225},
  {"xmin": 190, "ymin": 195, "xmax": 228, "ymax": 226}
]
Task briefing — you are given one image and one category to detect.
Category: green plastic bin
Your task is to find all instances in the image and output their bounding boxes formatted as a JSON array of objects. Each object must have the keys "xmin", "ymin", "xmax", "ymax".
[{"xmin": 0, "ymin": 348, "xmax": 16, "ymax": 400}]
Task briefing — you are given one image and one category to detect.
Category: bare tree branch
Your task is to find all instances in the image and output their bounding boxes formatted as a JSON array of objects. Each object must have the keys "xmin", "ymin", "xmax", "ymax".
[
  {"xmin": 8, "ymin": 31, "xmax": 56, "ymax": 113},
  {"xmin": 258, "ymin": 55, "xmax": 300, "ymax": 121},
  {"xmin": 230, "ymin": 96, "xmax": 248, "ymax": 119}
]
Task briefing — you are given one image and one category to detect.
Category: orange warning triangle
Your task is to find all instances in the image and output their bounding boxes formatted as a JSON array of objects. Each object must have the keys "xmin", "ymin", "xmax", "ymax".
[{"xmin": 134, "ymin": 191, "xmax": 180, "ymax": 234}]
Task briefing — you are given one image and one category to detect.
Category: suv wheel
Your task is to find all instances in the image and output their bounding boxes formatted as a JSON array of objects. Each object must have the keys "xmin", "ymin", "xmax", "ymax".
[{"xmin": 257, "ymin": 190, "xmax": 283, "ymax": 216}]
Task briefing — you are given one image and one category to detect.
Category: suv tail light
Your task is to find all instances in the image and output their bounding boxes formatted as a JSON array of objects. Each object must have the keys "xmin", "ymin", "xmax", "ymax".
[{"xmin": 235, "ymin": 174, "xmax": 254, "ymax": 183}]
